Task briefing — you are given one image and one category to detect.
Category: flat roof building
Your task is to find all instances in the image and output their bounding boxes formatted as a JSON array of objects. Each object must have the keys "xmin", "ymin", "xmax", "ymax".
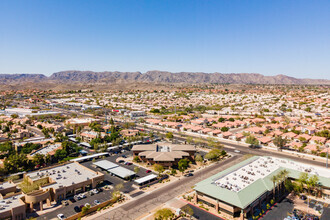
[
  {"xmin": 194, "ymin": 156, "xmax": 330, "ymax": 219},
  {"xmin": 0, "ymin": 194, "xmax": 26, "ymax": 220}
]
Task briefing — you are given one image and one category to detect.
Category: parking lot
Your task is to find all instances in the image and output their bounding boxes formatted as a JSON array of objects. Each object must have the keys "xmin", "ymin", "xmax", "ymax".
[
  {"xmin": 263, "ymin": 197, "xmax": 330, "ymax": 220},
  {"xmin": 35, "ymin": 187, "xmax": 112, "ymax": 220},
  {"xmin": 35, "ymin": 149, "xmax": 156, "ymax": 219},
  {"xmin": 82, "ymin": 150, "xmax": 156, "ymax": 193}
]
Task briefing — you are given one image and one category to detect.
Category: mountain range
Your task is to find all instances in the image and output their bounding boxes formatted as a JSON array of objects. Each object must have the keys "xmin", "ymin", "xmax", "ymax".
[{"xmin": 0, "ymin": 71, "xmax": 329, "ymax": 90}]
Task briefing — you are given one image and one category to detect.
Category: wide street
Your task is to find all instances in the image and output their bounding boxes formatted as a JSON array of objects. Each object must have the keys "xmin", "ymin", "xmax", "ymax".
[
  {"xmin": 138, "ymin": 124, "xmax": 329, "ymax": 168},
  {"xmin": 47, "ymin": 107, "xmax": 329, "ymax": 220}
]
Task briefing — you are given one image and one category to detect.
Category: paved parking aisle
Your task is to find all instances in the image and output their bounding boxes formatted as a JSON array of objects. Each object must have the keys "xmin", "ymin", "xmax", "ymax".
[{"xmin": 37, "ymin": 189, "xmax": 113, "ymax": 220}]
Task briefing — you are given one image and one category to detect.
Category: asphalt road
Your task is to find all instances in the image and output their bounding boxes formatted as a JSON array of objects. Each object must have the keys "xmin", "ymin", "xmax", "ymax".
[
  {"xmin": 93, "ymin": 155, "xmax": 243, "ymax": 220},
  {"xmin": 139, "ymin": 125, "xmax": 329, "ymax": 168}
]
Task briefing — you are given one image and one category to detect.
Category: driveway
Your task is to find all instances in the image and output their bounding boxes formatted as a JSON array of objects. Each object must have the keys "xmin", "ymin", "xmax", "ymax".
[
  {"xmin": 89, "ymin": 155, "xmax": 243, "ymax": 220},
  {"xmin": 184, "ymin": 204, "xmax": 223, "ymax": 220}
]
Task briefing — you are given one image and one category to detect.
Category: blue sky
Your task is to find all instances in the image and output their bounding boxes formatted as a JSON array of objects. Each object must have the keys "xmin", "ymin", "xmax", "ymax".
[{"xmin": 0, "ymin": 0, "xmax": 329, "ymax": 79}]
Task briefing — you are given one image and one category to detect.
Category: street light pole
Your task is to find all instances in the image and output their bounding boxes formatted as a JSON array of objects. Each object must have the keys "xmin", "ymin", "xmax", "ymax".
[{"xmin": 326, "ymin": 146, "xmax": 329, "ymax": 169}]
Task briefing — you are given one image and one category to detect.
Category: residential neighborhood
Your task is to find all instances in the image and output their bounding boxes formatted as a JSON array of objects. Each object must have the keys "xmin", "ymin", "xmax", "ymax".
[{"xmin": 0, "ymin": 86, "xmax": 329, "ymax": 220}]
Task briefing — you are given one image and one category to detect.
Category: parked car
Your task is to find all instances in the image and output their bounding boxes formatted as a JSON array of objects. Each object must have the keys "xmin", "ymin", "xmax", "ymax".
[
  {"xmin": 94, "ymin": 200, "xmax": 100, "ymax": 205},
  {"xmin": 85, "ymin": 203, "xmax": 91, "ymax": 208},
  {"xmin": 146, "ymin": 170, "xmax": 152, "ymax": 173},
  {"xmin": 124, "ymin": 162, "xmax": 132, "ymax": 165},
  {"xmin": 122, "ymin": 155, "xmax": 127, "ymax": 158},
  {"xmin": 69, "ymin": 198, "xmax": 76, "ymax": 203},
  {"xmin": 89, "ymin": 191, "xmax": 94, "ymax": 196},
  {"xmin": 184, "ymin": 173, "xmax": 193, "ymax": 177},
  {"xmin": 62, "ymin": 200, "xmax": 69, "ymax": 206},
  {"xmin": 74, "ymin": 195, "xmax": 81, "ymax": 201},
  {"xmin": 92, "ymin": 189, "xmax": 99, "ymax": 194},
  {"xmin": 74, "ymin": 206, "xmax": 81, "ymax": 213},
  {"xmin": 118, "ymin": 160, "xmax": 125, "ymax": 163},
  {"xmin": 57, "ymin": 214, "xmax": 65, "ymax": 220},
  {"xmin": 79, "ymin": 193, "xmax": 86, "ymax": 199},
  {"xmin": 234, "ymin": 150, "xmax": 241, "ymax": 153}
]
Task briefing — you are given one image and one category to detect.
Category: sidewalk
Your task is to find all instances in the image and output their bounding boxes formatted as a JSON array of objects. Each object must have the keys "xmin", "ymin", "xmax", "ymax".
[{"xmin": 143, "ymin": 124, "xmax": 328, "ymax": 165}]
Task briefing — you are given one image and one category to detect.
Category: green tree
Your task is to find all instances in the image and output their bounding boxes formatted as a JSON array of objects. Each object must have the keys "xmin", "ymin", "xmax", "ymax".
[
  {"xmin": 181, "ymin": 205, "xmax": 194, "ymax": 218},
  {"xmin": 186, "ymin": 136, "xmax": 193, "ymax": 144},
  {"xmin": 133, "ymin": 156, "xmax": 141, "ymax": 163},
  {"xmin": 4, "ymin": 154, "xmax": 31, "ymax": 173},
  {"xmin": 81, "ymin": 206, "xmax": 90, "ymax": 215},
  {"xmin": 271, "ymin": 175, "xmax": 278, "ymax": 199},
  {"xmin": 178, "ymin": 159, "xmax": 190, "ymax": 173},
  {"xmin": 134, "ymin": 166, "xmax": 140, "ymax": 174},
  {"xmin": 273, "ymin": 136, "xmax": 287, "ymax": 150},
  {"xmin": 32, "ymin": 153, "xmax": 45, "ymax": 166},
  {"xmin": 11, "ymin": 114, "xmax": 19, "ymax": 119},
  {"xmin": 170, "ymin": 169, "xmax": 177, "ymax": 176},
  {"xmin": 154, "ymin": 208, "xmax": 174, "ymax": 220},
  {"xmin": 308, "ymin": 175, "xmax": 319, "ymax": 196},
  {"xmin": 165, "ymin": 132, "xmax": 174, "ymax": 139},
  {"xmin": 194, "ymin": 154, "xmax": 203, "ymax": 163},
  {"xmin": 204, "ymin": 148, "xmax": 222, "ymax": 161},
  {"xmin": 153, "ymin": 164, "xmax": 164, "ymax": 176},
  {"xmin": 245, "ymin": 135, "xmax": 259, "ymax": 146},
  {"xmin": 218, "ymin": 117, "xmax": 225, "ymax": 122}
]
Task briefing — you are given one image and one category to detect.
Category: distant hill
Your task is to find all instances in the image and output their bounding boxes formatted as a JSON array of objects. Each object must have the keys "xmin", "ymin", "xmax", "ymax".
[{"xmin": 0, "ymin": 71, "xmax": 329, "ymax": 90}]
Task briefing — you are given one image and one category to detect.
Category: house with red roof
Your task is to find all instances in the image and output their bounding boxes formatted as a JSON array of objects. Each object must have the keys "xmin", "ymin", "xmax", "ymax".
[{"xmin": 304, "ymin": 144, "xmax": 318, "ymax": 153}]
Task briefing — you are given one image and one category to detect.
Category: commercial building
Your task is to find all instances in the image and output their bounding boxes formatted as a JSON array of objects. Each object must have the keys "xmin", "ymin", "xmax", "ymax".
[
  {"xmin": 65, "ymin": 118, "xmax": 100, "ymax": 126},
  {"xmin": 3, "ymin": 108, "xmax": 60, "ymax": 117},
  {"xmin": 0, "ymin": 162, "xmax": 104, "ymax": 219},
  {"xmin": 194, "ymin": 156, "xmax": 330, "ymax": 219},
  {"xmin": 0, "ymin": 194, "xmax": 26, "ymax": 220},
  {"xmin": 128, "ymin": 111, "xmax": 146, "ymax": 118},
  {"xmin": 132, "ymin": 143, "xmax": 196, "ymax": 167},
  {"xmin": 25, "ymin": 162, "xmax": 104, "ymax": 204}
]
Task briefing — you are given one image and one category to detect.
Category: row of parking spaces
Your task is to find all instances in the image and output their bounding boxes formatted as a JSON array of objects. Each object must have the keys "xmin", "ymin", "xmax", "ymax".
[{"xmin": 39, "ymin": 186, "xmax": 113, "ymax": 220}]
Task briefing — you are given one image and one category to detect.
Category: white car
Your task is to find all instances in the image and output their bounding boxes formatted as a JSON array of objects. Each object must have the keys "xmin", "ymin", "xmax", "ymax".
[
  {"xmin": 57, "ymin": 214, "xmax": 65, "ymax": 220},
  {"xmin": 79, "ymin": 193, "xmax": 86, "ymax": 199},
  {"xmin": 92, "ymin": 189, "xmax": 99, "ymax": 194},
  {"xmin": 94, "ymin": 200, "xmax": 100, "ymax": 205},
  {"xmin": 234, "ymin": 150, "xmax": 240, "ymax": 153}
]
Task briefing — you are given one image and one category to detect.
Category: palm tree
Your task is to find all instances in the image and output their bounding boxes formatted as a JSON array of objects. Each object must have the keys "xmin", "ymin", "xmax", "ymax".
[
  {"xmin": 271, "ymin": 175, "xmax": 278, "ymax": 199},
  {"xmin": 279, "ymin": 169, "xmax": 289, "ymax": 193},
  {"xmin": 298, "ymin": 173, "xmax": 309, "ymax": 194},
  {"xmin": 308, "ymin": 175, "xmax": 319, "ymax": 197}
]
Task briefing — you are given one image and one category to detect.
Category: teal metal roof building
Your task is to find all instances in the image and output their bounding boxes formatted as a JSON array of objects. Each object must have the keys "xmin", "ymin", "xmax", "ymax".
[{"xmin": 193, "ymin": 156, "xmax": 330, "ymax": 219}]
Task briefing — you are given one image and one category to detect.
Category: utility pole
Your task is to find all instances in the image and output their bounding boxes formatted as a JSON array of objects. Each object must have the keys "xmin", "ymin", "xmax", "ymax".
[{"xmin": 326, "ymin": 145, "xmax": 329, "ymax": 169}]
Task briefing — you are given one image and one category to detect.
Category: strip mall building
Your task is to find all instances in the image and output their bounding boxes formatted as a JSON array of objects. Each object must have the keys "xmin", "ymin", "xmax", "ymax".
[{"xmin": 0, "ymin": 162, "xmax": 104, "ymax": 220}]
